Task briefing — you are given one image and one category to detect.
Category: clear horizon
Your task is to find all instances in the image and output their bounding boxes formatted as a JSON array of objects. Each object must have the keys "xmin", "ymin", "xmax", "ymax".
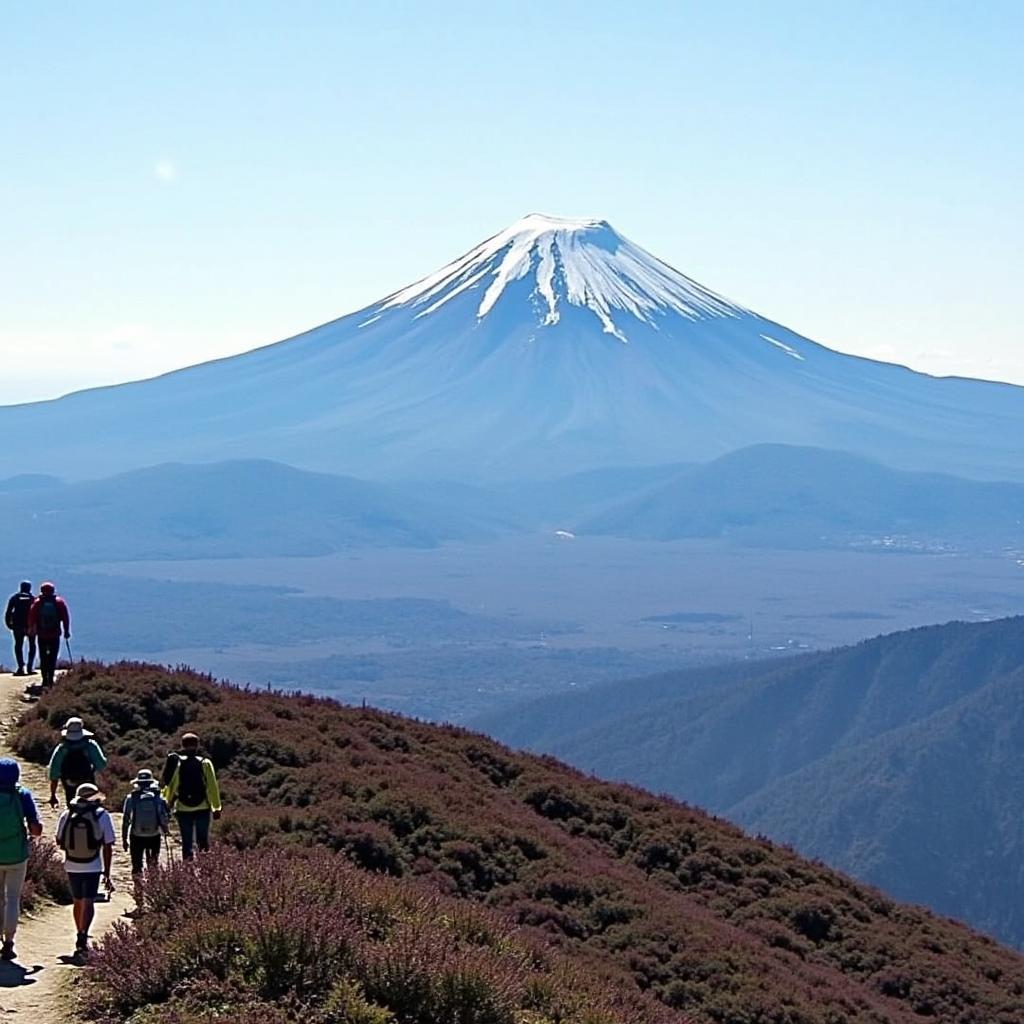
[{"xmin": 3, "ymin": 1, "xmax": 1021, "ymax": 402}]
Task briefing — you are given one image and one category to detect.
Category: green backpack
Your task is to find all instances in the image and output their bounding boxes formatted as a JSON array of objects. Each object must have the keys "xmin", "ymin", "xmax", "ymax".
[{"xmin": 0, "ymin": 788, "xmax": 28, "ymax": 865}]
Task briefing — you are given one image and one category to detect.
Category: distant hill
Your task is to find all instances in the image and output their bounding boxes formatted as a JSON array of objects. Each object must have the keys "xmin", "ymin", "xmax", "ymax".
[
  {"xmin": 0, "ymin": 459, "xmax": 516, "ymax": 561},
  {"xmin": 0, "ymin": 473, "xmax": 63, "ymax": 493},
  {"xmin": 3, "ymin": 447, "xmax": 1019, "ymax": 564},
  {"xmin": 578, "ymin": 444, "xmax": 1024, "ymax": 551},
  {"xmin": 16, "ymin": 663, "xmax": 1024, "ymax": 1023},
  {"xmin": 476, "ymin": 616, "xmax": 1024, "ymax": 948}
]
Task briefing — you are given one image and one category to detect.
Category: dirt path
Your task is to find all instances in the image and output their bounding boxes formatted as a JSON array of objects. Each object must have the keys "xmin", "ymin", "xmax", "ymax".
[{"xmin": 0, "ymin": 671, "xmax": 135, "ymax": 1020}]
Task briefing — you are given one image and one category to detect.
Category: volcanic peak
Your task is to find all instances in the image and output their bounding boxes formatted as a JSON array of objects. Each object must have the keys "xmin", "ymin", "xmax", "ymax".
[{"xmin": 375, "ymin": 212, "xmax": 744, "ymax": 341}]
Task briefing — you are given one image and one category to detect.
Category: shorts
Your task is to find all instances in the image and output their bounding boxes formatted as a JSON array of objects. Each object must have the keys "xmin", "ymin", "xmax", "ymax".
[{"xmin": 67, "ymin": 872, "xmax": 101, "ymax": 900}]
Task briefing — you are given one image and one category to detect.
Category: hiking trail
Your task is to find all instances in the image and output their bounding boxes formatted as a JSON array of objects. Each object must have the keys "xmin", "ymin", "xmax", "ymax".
[{"xmin": 0, "ymin": 671, "xmax": 135, "ymax": 1021}]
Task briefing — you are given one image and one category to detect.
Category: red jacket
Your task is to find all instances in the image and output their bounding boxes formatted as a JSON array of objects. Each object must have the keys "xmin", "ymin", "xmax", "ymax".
[{"xmin": 28, "ymin": 595, "xmax": 70, "ymax": 640}]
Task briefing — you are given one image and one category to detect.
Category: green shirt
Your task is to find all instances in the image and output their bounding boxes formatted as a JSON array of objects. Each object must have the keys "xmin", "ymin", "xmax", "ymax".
[{"xmin": 47, "ymin": 738, "xmax": 107, "ymax": 782}]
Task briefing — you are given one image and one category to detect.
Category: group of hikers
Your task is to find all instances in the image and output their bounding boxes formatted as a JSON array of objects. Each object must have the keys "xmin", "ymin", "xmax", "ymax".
[
  {"xmin": 0, "ymin": 716, "xmax": 222, "ymax": 963},
  {"xmin": 4, "ymin": 580, "xmax": 71, "ymax": 693}
]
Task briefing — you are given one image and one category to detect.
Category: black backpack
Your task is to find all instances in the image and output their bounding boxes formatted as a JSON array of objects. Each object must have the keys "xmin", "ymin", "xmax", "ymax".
[
  {"xmin": 177, "ymin": 754, "xmax": 207, "ymax": 806},
  {"xmin": 160, "ymin": 752, "xmax": 180, "ymax": 788},
  {"xmin": 60, "ymin": 743, "xmax": 95, "ymax": 786}
]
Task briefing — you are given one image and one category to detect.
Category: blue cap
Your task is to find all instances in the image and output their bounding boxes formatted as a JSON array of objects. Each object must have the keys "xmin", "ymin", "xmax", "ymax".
[{"xmin": 0, "ymin": 759, "xmax": 19, "ymax": 787}]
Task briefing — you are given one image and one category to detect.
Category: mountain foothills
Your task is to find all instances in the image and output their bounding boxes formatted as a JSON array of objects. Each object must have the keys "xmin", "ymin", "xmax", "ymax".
[
  {"xmin": 477, "ymin": 616, "xmax": 1024, "ymax": 949},
  {"xmin": 0, "ymin": 459, "xmax": 516, "ymax": 561},
  {"xmin": 2, "ymin": 443, "xmax": 1023, "ymax": 563},
  {"xmin": 2, "ymin": 214, "xmax": 1024, "ymax": 482},
  {"xmin": 578, "ymin": 444, "xmax": 1024, "ymax": 551},
  {"xmin": 14, "ymin": 663, "xmax": 1024, "ymax": 1024}
]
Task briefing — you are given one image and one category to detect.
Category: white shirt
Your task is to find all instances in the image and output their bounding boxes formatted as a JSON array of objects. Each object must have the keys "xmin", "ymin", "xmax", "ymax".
[{"xmin": 56, "ymin": 806, "xmax": 116, "ymax": 873}]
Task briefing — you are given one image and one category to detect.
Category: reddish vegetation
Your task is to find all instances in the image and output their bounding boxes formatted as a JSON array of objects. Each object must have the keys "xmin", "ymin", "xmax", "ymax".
[
  {"xmin": 86, "ymin": 846, "xmax": 679, "ymax": 1024},
  {"xmin": 16, "ymin": 662, "xmax": 1024, "ymax": 1024}
]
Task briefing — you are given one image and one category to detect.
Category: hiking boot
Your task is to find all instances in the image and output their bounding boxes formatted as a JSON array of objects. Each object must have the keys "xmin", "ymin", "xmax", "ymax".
[
  {"xmin": 1, "ymin": 940, "xmax": 15, "ymax": 960},
  {"xmin": 13, "ymin": 668, "xmax": 25, "ymax": 677}
]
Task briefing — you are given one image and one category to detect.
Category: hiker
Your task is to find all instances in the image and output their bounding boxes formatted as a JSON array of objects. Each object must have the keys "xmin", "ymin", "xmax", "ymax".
[
  {"xmin": 27, "ymin": 582, "xmax": 70, "ymax": 689},
  {"xmin": 0, "ymin": 759, "xmax": 42, "ymax": 962},
  {"xmin": 4, "ymin": 582, "xmax": 35, "ymax": 678},
  {"xmin": 122, "ymin": 769, "xmax": 170, "ymax": 875},
  {"xmin": 161, "ymin": 733, "xmax": 221, "ymax": 859},
  {"xmin": 48, "ymin": 717, "xmax": 108, "ymax": 808},
  {"xmin": 55, "ymin": 782, "xmax": 114, "ymax": 960}
]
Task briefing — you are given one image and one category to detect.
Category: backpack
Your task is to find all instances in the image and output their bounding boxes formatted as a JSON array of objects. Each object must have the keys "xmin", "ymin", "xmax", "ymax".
[
  {"xmin": 160, "ymin": 752, "xmax": 180, "ymax": 788},
  {"xmin": 60, "ymin": 742, "xmax": 95, "ymax": 786},
  {"xmin": 58, "ymin": 804, "xmax": 104, "ymax": 863},
  {"xmin": 37, "ymin": 595, "xmax": 60, "ymax": 633},
  {"xmin": 177, "ymin": 755, "xmax": 207, "ymax": 807},
  {"xmin": 129, "ymin": 788, "xmax": 166, "ymax": 838},
  {"xmin": 0, "ymin": 788, "xmax": 27, "ymax": 865}
]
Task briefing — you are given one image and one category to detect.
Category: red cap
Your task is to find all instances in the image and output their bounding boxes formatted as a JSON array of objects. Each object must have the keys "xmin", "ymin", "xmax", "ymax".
[{"xmin": 40, "ymin": 582, "xmax": 55, "ymax": 593}]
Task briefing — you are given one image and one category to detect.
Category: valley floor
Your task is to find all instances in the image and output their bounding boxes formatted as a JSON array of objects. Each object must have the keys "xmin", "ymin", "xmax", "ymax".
[{"xmin": 76, "ymin": 536, "xmax": 1024, "ymax": 719}]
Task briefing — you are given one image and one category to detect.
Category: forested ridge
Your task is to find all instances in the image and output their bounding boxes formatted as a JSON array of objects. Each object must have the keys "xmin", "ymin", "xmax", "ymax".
[{"xmin": 479, "ymin": 617, "xmax": 1024, "ymax": 947}]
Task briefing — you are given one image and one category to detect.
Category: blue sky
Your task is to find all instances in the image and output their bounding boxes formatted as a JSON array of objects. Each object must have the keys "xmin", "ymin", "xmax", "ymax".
[{"xmin": 2, "ymin": 1, "xmax": 1021, "ymax": 401}]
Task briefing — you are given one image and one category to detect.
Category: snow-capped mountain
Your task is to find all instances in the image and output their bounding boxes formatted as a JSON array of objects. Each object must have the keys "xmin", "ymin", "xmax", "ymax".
[
  {"xmin": 2, "ymin": 213, "xmax": 1022, "ymax": 482},
  {"xmin": 374, "ymin": 213, "xmax": 742, "ymax": 337}
]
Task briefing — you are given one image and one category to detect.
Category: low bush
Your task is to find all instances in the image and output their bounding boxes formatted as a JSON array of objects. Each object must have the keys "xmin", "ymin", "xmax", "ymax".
[
  {"xmin": 23, "ymin": 838, "xmax": 72, "ymax": 908},
  {"xmin": 82, "ymin": 846, "xmax": 680, "ymax": 1024}
]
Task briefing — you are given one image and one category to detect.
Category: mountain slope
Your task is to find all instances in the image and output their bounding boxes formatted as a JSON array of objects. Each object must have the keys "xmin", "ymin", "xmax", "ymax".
[
  {"xmin": 476, "ymin": 617, "xmax": 1024, "ymax": 947},
  {"xmin": 579, "ymin": 444, "xmax": 1024, "ymax": 550},
  {"xmin": 2, "ymin": 214, "xmax": 1023, "ymax": 482},
  {"xmin": 0, "ymin": 459, "xmax": 515, "ymax": 561},
  {"xmin": 14, "ymin": 662, "xmax": 1024, "ymax": 1024}
]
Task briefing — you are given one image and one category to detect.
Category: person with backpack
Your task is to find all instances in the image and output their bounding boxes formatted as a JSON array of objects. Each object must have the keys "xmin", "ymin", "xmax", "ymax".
[
  {"xmin": 0, "ymin": 758, "xmax": 43, "ymax": 962},
  {"xmin": 27, "ymin": 581, "xmax": 70, "ymax": 689},
  {"xmin": 55, "ymin": 782, "xmax": 115, "ymax": 960},
  {"xmin": 48, "ymin": 717, "xmax": 108, "ymax": 808},
  {"xmin": 4, "ymin": 582, "xmax": 35, "ymax": 678},
  {"xmin": 121, "ymin": 769, "xmax": 170, "ymax": 875},
  {"xmin": 161, "ymin": 732, "xmax": 221, "ymax": 859}
]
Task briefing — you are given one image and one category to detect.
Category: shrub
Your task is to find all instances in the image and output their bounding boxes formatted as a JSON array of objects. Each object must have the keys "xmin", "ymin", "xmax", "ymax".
[
  {"xmin": 82, "ymin": 847, "xmax": 676, "ymax": 1024},
  {"xmin": 24, "ymin": 838, "xmax": 72, "ymax": 908}
]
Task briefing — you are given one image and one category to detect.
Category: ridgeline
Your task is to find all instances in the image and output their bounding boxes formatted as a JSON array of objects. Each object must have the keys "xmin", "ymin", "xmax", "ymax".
[{"xmin": 14, "ymin": 663, "xmax": 1024, "ymax": 1024}]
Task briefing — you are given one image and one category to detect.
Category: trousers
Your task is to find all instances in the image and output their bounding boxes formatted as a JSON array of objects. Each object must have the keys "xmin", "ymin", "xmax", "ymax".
[
  {"xmin": 0, "ymin": 860, "xmax": 27, "ymax": 941},
  {"xmin": 38, "ymin": 636, "xmax": 60, "ymax": 684},
  {"xmin": 176, "ymin": 810, "xmax": 211, "ymax": 860},
  {"xmin": 129, "ymin": 834, "xmax": 162, "ymax": 874},
  {"xmin": 12, "ymin": 631, "xmax": 35, "ymax": 671}
]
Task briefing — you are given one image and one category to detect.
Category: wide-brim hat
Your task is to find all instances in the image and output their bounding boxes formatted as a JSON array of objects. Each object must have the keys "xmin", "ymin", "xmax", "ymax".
[
  {"xmin": 133, "ymin": 769, "xmax": 157, "ymax": 787},
  {"xmin": 74, "ymin": 782, "xmax": 103, "ymax": 803},
  {"xmin": 61, "ymin": 717, "xmax": 93, "ymax": 741}
]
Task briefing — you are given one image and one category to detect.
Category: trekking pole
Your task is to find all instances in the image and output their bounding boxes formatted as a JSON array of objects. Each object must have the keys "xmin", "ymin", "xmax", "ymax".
[{"xmin": 65, "ymin": 637, "xmax": 74, "ymax": 664}]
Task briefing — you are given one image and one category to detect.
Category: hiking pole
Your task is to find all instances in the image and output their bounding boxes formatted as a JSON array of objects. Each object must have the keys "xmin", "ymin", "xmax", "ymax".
[{"xmin": 65, "ymin": 637, "xmax": 74, "ymax": 664}]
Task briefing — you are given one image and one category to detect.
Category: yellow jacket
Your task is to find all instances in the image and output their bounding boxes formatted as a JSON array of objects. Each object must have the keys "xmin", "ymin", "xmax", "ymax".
[{"xmin": 162, "ymin": 756, "xmax": 222, "ymax": 813}]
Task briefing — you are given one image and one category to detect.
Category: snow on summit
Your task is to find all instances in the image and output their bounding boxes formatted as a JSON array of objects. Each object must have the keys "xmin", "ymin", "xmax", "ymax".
[{"xmin": 377, "ymin": 213, "xmax": 744, "ymax": 340}]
